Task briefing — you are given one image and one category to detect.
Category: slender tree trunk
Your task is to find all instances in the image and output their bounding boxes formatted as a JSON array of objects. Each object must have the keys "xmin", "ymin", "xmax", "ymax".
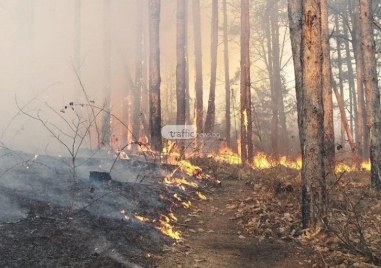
[
  {"xmin": 300, "ymin": 0, "xmax": 326, "ymax": 228},
  {"xmin": 359, "ymin": 0, "xmax": 381, "ymax": 188},
  {"xmin": 321, "ymin": 0, "xmax": 335, "ymax": 175},
  {"xmin": 101, "ymin": 0, "xmax": 111, "ymax": 148},
  {"xmin": 192, "ymin": 0, "xmax": 203, "ymax": 134},
  {"xmin": 271, "ymin": 0, "xmax": 288, "ymax": 155},
  {"xmin": 176, "ymin": 0, "xmax": 187, "ymax": 157},
  {"xmin": 334, "ymin": 12, "xmax": 346, "ymax": 144},
  {"xmin": 240, "ymin": 0, "xmax": 253, "ymax": 163},
  {"xmin": 176, "ymin": 0, "xmax": 186, "ymax": 126},
  {"xmin": 265, "ymin": 1, "xmax": 279, "ymax": 157},
  {"xmin": 132, "ymin": 0, "xmax": 144, "ymax": 150},
  {"xmin": 204, "ymin": 0, "xmax": 218, "ymax": 133},
  {"xmin": 149, "ymin": 0, "xmax": 162, "ymax": 152},
  {"xmin": 142, "ymin": 0, "xmax": 150, "ymax": 141},
  {"xmin": 343, "ymin": 7, "xmax": 358, "ymax": 145},
  {"xmin": 223, "ymin": 0, "xmax": 231, "ymax": 148},
  {"xmin": 184, "ymin": 1, "xmax": 190, "ymax": 124},
  {"xmin": 351, "ymin": 0, "xmax": 367, "ymax": 158},
  {"xmin": 332, "ymin": 74, "xmax": 357, "ymax": 152},
  {"xmin": 288, "ymin": 0, "xmax": 303, "ymax": 150},
  {"xmin": 121, "ymin": 67, "xmax": 134, "ymax": 147}
]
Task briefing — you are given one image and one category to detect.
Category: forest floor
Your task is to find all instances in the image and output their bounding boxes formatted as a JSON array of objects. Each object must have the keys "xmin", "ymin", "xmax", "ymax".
[
  {"xmin": 1, "ymin": 150, "xmax": 380, "ymax": 267},
  {"xmin": 156, "ymin": 179, "xmax": 320, "ymax": 268},
  {"xmin": 157, "ymin": 158, "xmax": 381, "ymax": 268}
]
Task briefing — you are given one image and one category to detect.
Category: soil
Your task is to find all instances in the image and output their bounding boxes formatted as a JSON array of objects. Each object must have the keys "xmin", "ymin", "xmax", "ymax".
[{"xmin": 157, "ymin": 179, "xmax": 321, "ymax": 268}]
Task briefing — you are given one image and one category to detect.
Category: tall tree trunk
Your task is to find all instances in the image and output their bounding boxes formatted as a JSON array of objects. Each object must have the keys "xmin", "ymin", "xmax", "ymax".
[
  {"xmin": 271, "ymin": 0, "xmax": 288, "ymax": 155},
  {"xmin": 176, "ymin": 0, "xmax": 186, "ymax": 126},
  {"xmin": 288, "ymin": 0, "xmax": 303, "ymax": 150},
  {"xmin": 334, "ymin": 11, "xmax": 346, "ymax": 144},
  {"xmin": 300, "ymin": 0, "xmax": 326, "ymax": 228},
  {"xmin": 204, "ymin": 0, "xmax": 218, "ymax": 133},
  {"xmin": 149, "ymin": 0, "xmax": 162, "ymax": 152},
  {"xmin": 184, "ymin": 2, "xmax": 190, "ymax": 124},
  {"xmin": 121, "ymin": 67, "xmax": 134, "ymax": 147},
  {"xmin": 351, "ymin": 0, "xmax": 367, "ymax": 158},
  {"xmin": 142, "ymin": 0, "xmax": 150, "ymax": 141},
  {"xmin": 265, "ymin": 1, "xmax": 279, "ymax": 157},
  {"xmin": 192, "ymin": 0, "xmax": 203, "ymax": 134},
  {"xmin": 132, "ymin": 0, "xmax": 144, "ymax": 150},
  {"xmin": 223, "ymin": 0, "xmax": 231, "ymax": 148},
  {"xmin": 240, "ymin": 0, "xmax": 253, "ymax": 163},
  {"xmin": 343, "ymin": 7, "xmax": 358, "ymax": 145},
  {"xmin": 359, "ymin": 0, "xmax": 381, "ymax": 188},
  {"xmin": 176, "ymin": 0, "xmax": 187, "ymax": 157},
  {"xmin": 321, "ymin": 0, "xmax": 335, "ymax": 175},
  {"xmin": 101, "ymin": 0, "xmax": 111, "ymax": 148}
]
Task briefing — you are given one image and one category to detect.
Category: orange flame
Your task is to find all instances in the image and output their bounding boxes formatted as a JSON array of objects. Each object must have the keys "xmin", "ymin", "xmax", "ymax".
[
  {"xmin": 162, "ymin": 177, "xmax": 199, "ymax": 188},
  {"xmin": 182, "ymin": 201, "xmax": 192, "ymax": 209},
  {"xmin": 157, "ymin": 214, "xmax": 181, "ymax": 240},
  {"xmin": 178, "ymin": 160, "xmax": 203, "ymax": 177},
  {"xmin": 135, "ymin": 215, "xmax": 150, "ymax": 222},
  {"xmin": 196, "ymin": 191, "xmax": 207, "ymax": 200}
]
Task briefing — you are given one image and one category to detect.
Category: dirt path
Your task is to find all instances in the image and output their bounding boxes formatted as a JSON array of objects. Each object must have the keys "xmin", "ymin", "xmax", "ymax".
[{"xmin": 156, "ymin": 179, "xmax": 318, "ymax": 268}]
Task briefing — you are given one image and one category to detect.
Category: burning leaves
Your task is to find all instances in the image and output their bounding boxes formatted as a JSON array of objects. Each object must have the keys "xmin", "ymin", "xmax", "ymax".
[
  {"xmin": 115, "ymin": 159, "xmax": 214, "ymax": 242},
  {"xmin": 157, "ymin": 214, "xmax": 181, "ymax": 240},
  {"xmin": 134, "ymin": 213, "xmax": 182, "ymax": 240}
]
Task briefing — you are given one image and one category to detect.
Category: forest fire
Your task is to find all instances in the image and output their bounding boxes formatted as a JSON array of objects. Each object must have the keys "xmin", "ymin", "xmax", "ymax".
[
  {"xmin": 212, "ymin": 147, "xmax": 373, "ymax": 173},
  {"xmin": 135, "ymin": 215, "xmax": 150, "ymax": 222},
  {"xmin": 335, "ymin": 161, "xmax": 371, "ymax": 173},
  {"xmin": 162, "ymin": 177, "xmax": 198, "ymax": 188},
  {"xmin": 177, "ymin": 160, "xmax": 203, "ymax": 178},
  {"xmin": 157, "ymin": 214, "xmax": 181, "ymax": 240}
]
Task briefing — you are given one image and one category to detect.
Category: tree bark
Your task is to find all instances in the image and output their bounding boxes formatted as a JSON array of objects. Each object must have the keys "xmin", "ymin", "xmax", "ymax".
[
  {"xmin": 184, "ymin": 1, "xmax": 191, "ymax": 124},
  {"xmin": 149, "ymin": 0, "xmax": 162, "ymax": 152},
  {"xmin": 321, "ymin": 0, "xmax": 335, "ymax": 175},
  {"xmin": 300, "ymin": 0, "xmax": 326, "ymax": 228},
  {"xmin": 192, "ymin": 0, "xmax": 203, "ymax": 134},
  {"xmin": 223, "ymin": 0, "xmax": 231, "ymax": 148},
  {"xmin": 334, "ymin": 11, "xmax": 346, "ymax": 144},
  {"xmin": 271, "ymin": 0, "xmax": 288, "ymax": 156},
  {"xmin": 132, "ymin": 0, "xmax": 144, "ymax": 150},
  {"xmin": 343, "ymin": 6, "xmax": 358, "ymax": 145},
  {"xmin": 351, "ymin": 0, "xmax": 368, "ymax": 158},
  {"xmin": 176, "ymin": 0, "xmax": 186, "ymax": 126},
  {"xmin": 265, "ymin": 1, "xmax": 279, "ymax": 157},
  {"xmin": 288, "ymin": 0, "xmax": 303, "ymax": 150},
  {"xmin": 204, "ymin": 0, "xmax": 218, "ymax": 133},
  {"xmin": 240, "ymin": 0, "xmax": 253, "ymax": 163},
  {"xmin": 359, "ymin": 0, "xmax": 381, "ymax": 188},
  {"xmin": 176, "ymin": 0, "xmax": 187, "ymax": 157},
  {"xmin": 101, "ymin": 0, "xmax": 111, "ymax": 148}
]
